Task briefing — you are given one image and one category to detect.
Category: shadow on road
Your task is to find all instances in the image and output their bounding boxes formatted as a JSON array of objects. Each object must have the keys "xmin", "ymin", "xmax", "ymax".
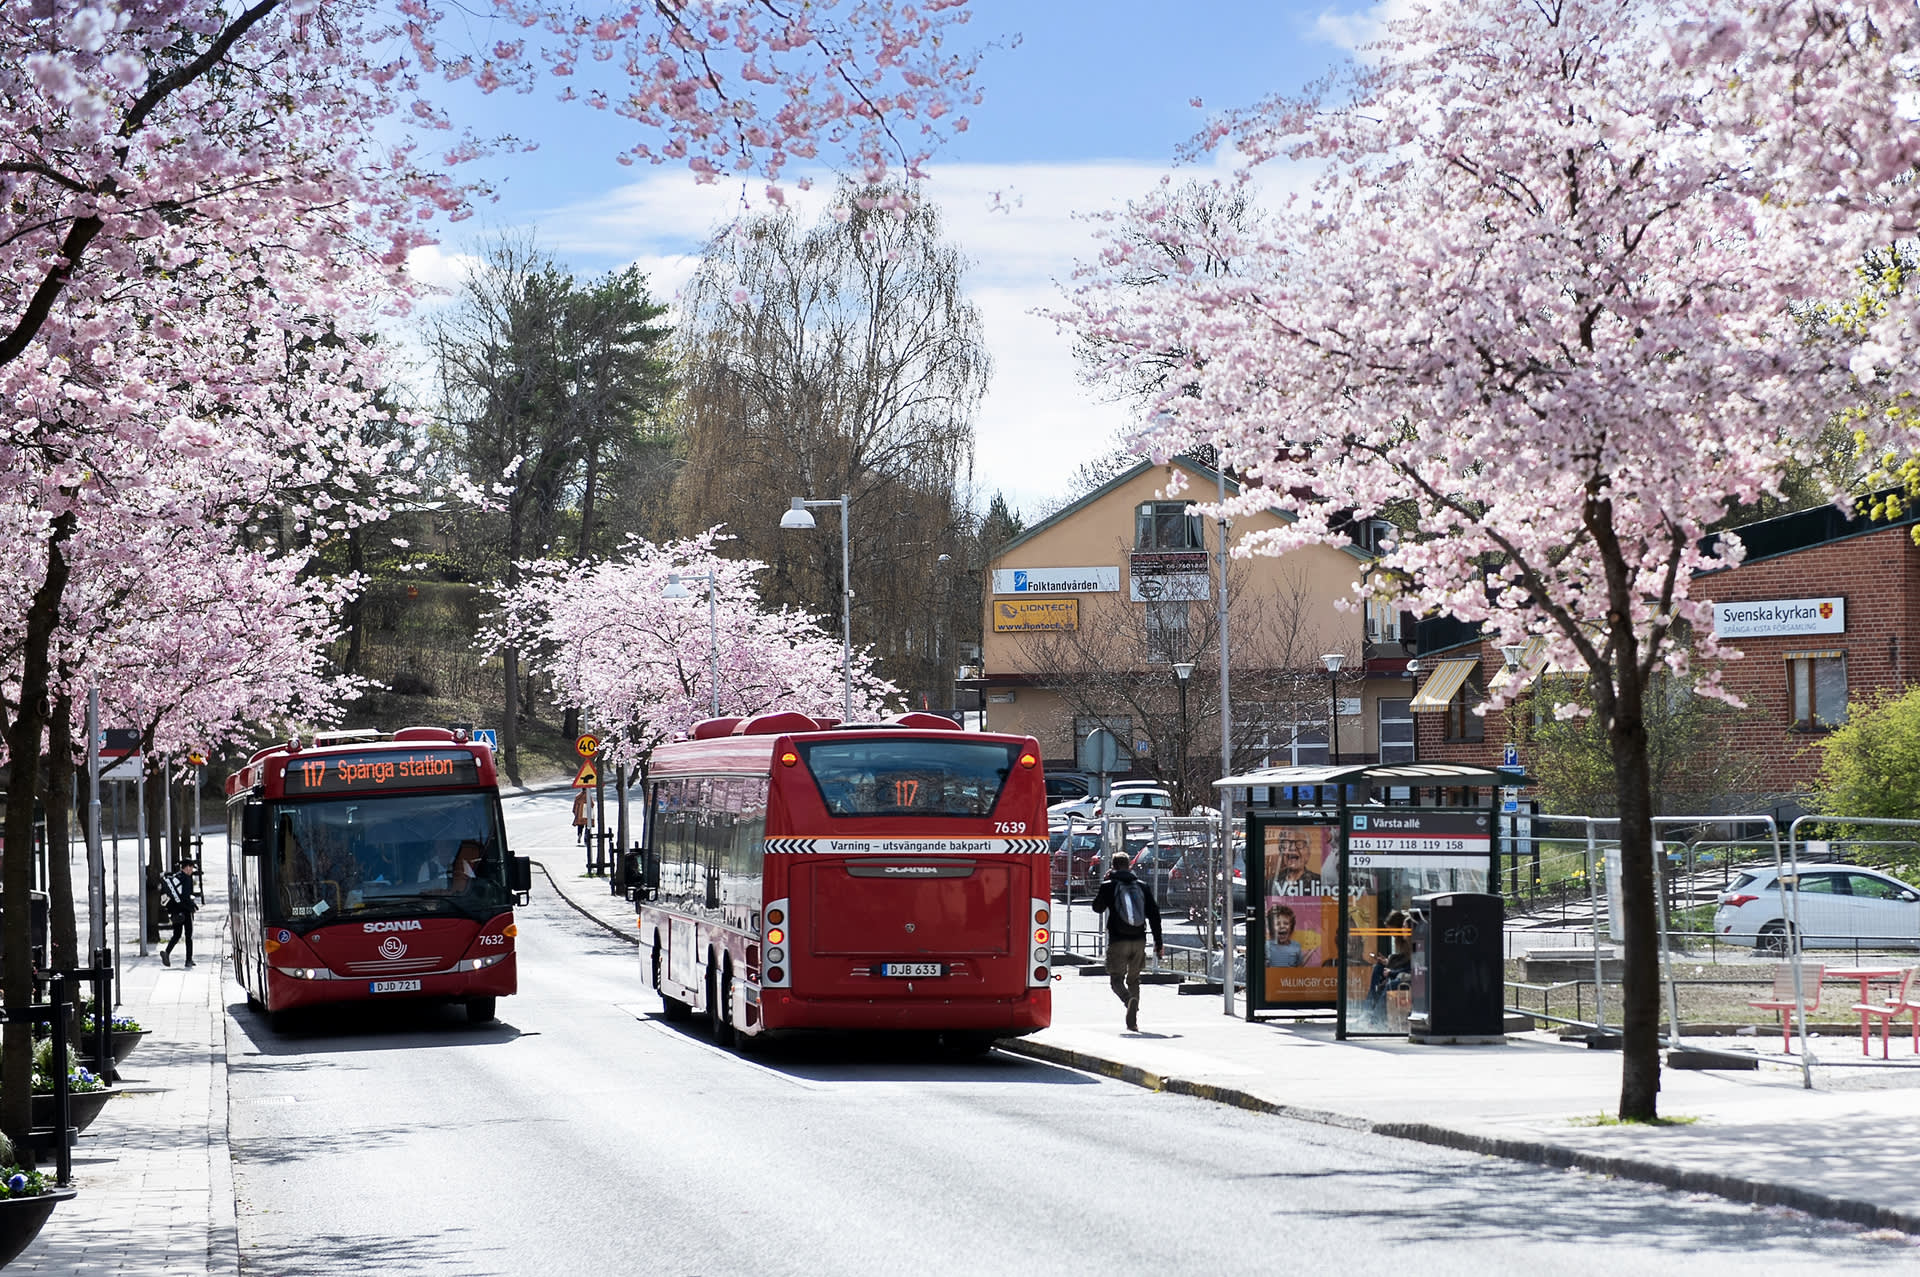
[
  {"xmin": 228, "ymin": 999, "xmax": 533, "ymax": 1057},
  {"xmin": 639, "ymin": 1011, "xmax": 1102, "ymax": 1086}
]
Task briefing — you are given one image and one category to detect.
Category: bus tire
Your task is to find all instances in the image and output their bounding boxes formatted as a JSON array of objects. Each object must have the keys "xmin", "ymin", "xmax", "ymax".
[
  {"xmin": 466, "ymin": 996, "xmax": 497, "ymax": 1024},
  {"xmin": 709, "ymin": 959, "xmax": 736, "ymax": 1048},
  {"xmin": 655, "ymin": 941, "xmax": 692, "ymax": 1020}
]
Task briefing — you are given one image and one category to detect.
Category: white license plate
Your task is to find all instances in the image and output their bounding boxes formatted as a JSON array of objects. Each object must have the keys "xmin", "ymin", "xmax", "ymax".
[
  {"xmin": 369, "ymin": 979, "xmax": 422, "ymax": 993},
  {"xmin": 879, "ymin": 963, "xmax": 943, "ymax": 977}
]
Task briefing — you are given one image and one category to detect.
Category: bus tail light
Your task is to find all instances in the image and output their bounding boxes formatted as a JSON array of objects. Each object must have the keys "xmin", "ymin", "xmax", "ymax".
[
  {"xmin": 761, "ymin": 898, "xmax": 791, "ymax": 988},
  {"xmin": 1028, "ymin": 898, "xmax": 1051, "ymax": 987}
]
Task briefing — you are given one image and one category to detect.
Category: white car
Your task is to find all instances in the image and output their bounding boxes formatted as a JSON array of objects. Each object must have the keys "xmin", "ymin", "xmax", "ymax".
[
  {"xmin": 1047, "ymin": 796, "xmax": 1103, "ymax": 822},
  {"xmin": 1714, "ymin": 864, "xmax": 1920, "ymax": 952},
  {"xmin": 1108, "ymin": 785, "xmax": 1174, "ymax": 816}
]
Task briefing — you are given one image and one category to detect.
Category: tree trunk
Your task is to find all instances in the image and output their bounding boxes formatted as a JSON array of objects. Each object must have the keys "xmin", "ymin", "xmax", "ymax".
[
  {"xmin": 45, "ymin": 696, "xmax": 78, "ymax": 975},
  {"xmin": 1611, "ymin": 671, "xmax": 1662, "ymax": 1121},
  {"xmin": 577, "ymin": 438, "xmax": 600, "ymax": 562},
  {"xmin": 145, "ymin": 758, "xmax": 166, "ymax": 944},
  {"xmin": 501, "ymin": 503, "xmax": 525, "ymax": 784},
  {"xmin": 2, "ymin": 510, "xmax": 76, "ymax": 1166}
]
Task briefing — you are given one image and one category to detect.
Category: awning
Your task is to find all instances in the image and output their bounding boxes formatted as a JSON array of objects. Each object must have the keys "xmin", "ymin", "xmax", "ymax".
[
  {"xmin": 1409, "ymin": 657, "xmax": 1478, "ymax": 711},
  {"xmin": 1782, "ymin": 650, "xmax": 1842, "ymax": 662}
]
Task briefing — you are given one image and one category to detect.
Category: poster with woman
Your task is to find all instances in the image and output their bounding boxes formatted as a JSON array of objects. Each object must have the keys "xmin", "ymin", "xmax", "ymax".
[{"xmin": 1256, "ymin": 820, "xmax": 1376, "ymax": 1008}]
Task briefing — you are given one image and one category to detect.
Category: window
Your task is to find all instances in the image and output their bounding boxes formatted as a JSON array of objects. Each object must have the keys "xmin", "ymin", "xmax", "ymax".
[
  {"xmin": 1135, "ymin": 501, "xmax": 1204, "ymax": 550},
  {"xmin": 1377, "ymin": 698, "xmax": 1415, "ymax": 763},
  {"xmin": 1846, "ymin": 873, "xmax": 1908, "ymax": 901},
  {"xmin": 1145, "ymin": 601, "xmax": 1189, "ymax": 657},
  {"xmin": 1786, "ymin": 652, "xmax": 1846, "ymax": 730},
  {"xmin": 1364, "ymin": 599, "xmax": 1401, "ymax": 643},
  {"xmin": 1443, "ymin": 679, "xmax": 1485, "ymax": 743}
]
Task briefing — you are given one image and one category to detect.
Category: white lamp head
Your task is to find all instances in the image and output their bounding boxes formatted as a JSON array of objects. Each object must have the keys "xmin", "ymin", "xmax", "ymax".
[
  {"xmin": 1173, "ymin": 661, "xmax": 1195, "ymax": 681},
  {"xmin": 1501, "ymin": 644, "xmax": 1525, "ymax": 669},
  {"xmin": 661, "ymin": 575, "xmax": 692, "ymax": 600},
  {"xmin": 780, "ymin": 497, "xmax": 817, "ymax": 530},
  {"xmin": 1321, "ymin": 652, "xmax": 1346, "ymax": 673}
]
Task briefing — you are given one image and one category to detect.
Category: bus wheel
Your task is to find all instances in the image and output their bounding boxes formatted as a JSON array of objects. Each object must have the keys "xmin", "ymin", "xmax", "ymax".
[
  {"xmin": 708, "ymin": 959, "xmax": 736, "ymax": 1048},
  {"xmin": 656, "ymin": 941, "xmax": 691, "ymax": 1021},
  {"xmin": 466, "ymin": 996, "xmax": 497, "ymax": 1024}
]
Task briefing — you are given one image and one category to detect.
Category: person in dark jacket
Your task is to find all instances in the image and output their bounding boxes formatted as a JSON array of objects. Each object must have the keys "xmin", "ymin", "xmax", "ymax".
[
  {"xmin": 1091, "ymin": 850, "xmax": 1164, "ymax": 1031},
  {"xmin": 161, "ymin": 859, "xmax": 198, "ymax": 968}
]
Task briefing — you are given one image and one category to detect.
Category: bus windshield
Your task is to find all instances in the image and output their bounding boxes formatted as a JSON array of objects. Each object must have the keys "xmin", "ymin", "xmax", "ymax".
[
  {"xmin": 267, "ymin": 792, "xmax": 509, "ymax": 924},
  {"xmin": 799, "ymin": 738, "xmax": 1021, "ymax": 818}
]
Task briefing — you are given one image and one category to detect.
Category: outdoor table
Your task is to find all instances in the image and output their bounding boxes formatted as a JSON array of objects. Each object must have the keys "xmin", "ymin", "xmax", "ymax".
[
  {"xmin": 1830, "ymin": 966, "xmax": 1911, "ymax": 1057},
  {"xmin": 1828, "ymin": 965, "xmax": 1906, "ymax": 1003}
]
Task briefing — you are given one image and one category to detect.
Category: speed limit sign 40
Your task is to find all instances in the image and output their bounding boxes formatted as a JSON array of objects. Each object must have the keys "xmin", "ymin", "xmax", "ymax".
[{"xmin": 575, "ymin": 734, "xmax": 600, "ymax": 757}]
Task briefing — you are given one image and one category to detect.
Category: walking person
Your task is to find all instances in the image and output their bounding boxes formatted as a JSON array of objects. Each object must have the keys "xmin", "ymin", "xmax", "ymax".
[
  {"xmin": 573, "ymin": 788, "xmax": 592, "ymax": 846},
  {"xmin": 160, "ymin": 859, "xmax": 198, "ymax": 968},
  {"xmin": 1092, "ymin": 850, "xmax": 1164, "ymax": 1032}
]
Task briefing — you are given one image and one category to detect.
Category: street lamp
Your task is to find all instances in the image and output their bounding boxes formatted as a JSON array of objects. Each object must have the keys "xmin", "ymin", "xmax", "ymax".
[
  {"xmin": 1321, "ymin": 652, "xmax": 1345, "ymax": 764},
  {"xmin": 781, "ymin": 494, "xmax": 853, "ymax": 721},
  {"xmin": 663, "ymin": 570, "xmax": 720, "ymax": 717},
  {"xmin": 1172, "ymin": 661, "xmax": 1195, "ymax": 811}
]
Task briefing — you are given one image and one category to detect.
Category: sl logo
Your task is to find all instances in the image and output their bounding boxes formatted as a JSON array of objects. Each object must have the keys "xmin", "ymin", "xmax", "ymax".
[{"xmin": 378, "ymin": 937, "xmax": 408, "ymax": 960}]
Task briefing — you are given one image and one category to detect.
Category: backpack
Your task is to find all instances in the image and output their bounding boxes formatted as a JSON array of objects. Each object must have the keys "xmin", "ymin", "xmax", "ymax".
[{"xmin": 1112, "ymin": 879, "xmax": 1146, "ymax": 931}]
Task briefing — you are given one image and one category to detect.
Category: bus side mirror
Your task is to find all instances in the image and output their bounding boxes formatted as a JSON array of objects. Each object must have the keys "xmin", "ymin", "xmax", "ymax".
[
  {"xmin": 240, "ymin": 805, "xmax": 268, "ymax": 857},
  {"xmin": 511, "ymin": 856, "xmax": 533, "ymax": 893}
]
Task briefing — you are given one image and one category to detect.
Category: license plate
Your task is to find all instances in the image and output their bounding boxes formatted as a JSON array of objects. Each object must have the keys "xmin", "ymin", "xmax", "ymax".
[
  {"xmin": 879, "ymin": 962, "xmax": 943, "ymax": 977},
  {"xmin": 369, "ymin": 979, "xmax": 422, "ymax": 993}
]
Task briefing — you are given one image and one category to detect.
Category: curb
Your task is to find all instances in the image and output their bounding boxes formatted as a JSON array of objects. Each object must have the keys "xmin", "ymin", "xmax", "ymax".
[
  {"xmin": 531, "ymin": 858, "xmax": 638, "ymax": 946},
  {"xmin": 996, "ymin": 1038, "xmax": 1920, "ymax": 1234}
]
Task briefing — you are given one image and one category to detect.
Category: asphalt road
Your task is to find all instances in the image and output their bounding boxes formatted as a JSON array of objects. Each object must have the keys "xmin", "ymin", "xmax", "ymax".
[{"xmin": 225, "ymin": 790, "xmax": 1919, "ymax": 1274}]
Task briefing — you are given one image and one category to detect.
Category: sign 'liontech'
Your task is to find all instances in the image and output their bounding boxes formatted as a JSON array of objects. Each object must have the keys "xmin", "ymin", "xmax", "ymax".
[{"xmin": 993, "ymin": 598, "xmax": 1079, "ymax": 632}]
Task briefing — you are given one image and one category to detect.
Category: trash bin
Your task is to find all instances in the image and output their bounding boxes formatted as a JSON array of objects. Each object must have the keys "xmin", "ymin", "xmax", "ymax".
[{"xmin": 1408, "ymin": 891, "xmax": 1504, "ymax": 1040}]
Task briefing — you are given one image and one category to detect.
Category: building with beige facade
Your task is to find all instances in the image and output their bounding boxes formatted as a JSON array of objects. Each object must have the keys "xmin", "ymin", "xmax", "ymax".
[{"xmin": 960, "ymin": 457, "xmax": 1416, "ymax": 809}]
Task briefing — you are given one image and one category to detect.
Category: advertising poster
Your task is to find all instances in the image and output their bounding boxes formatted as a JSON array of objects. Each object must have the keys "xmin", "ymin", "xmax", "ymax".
[{"xmin": 1252, "ymin": 820, "xmax": 1376, "ymax": 1009}]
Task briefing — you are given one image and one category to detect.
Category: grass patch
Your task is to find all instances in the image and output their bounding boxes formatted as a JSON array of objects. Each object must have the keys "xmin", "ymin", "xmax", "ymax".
[{"xmin": 1571, "ymin": 1113, "xmax": 1702, "ymax": 1128}]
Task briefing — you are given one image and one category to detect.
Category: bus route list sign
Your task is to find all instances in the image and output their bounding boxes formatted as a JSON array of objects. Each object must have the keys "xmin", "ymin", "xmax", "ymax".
[
  {"xmin": 1345, "ymin": 809, "xmax": 1491, "ymax": 870},
  {"xmin": 283, "ymin": 750, "xmax": 480, "ymax": 796}
]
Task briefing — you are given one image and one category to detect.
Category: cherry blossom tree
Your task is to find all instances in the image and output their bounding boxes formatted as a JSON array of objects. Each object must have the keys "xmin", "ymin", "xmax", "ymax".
[
  {"xmin": 1063, "ymin": 0, "xmax": 1920, "ymax": 1119},
  {"xmin": 484, "ymin": 529, "xmax": 899, "ymax": 771}
]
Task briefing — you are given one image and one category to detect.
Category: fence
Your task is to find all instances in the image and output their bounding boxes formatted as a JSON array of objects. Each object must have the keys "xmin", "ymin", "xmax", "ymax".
[{"xmin": 1048, "ymin": 813, "xmax": 1227, "ymax": 982}]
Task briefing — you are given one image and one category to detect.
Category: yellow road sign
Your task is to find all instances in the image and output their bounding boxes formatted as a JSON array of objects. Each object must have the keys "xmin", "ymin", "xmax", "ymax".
[
  {"xmin": 575, "ymin": 733, "xmax": 600, "ymax": 757},
  {"xmin": 572, "ymin": 759, "xmax": 598, "ymax": 789}
]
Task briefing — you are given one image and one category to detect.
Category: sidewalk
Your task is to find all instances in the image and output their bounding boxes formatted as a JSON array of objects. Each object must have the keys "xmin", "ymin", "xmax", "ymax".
[
  {"xmin": 539, "ymin": 862, "xmax": 1920, "ymax": 1237},
  {"xmin": 13, "ymin": 850, "xmax": 237, "ymax": 1274}
]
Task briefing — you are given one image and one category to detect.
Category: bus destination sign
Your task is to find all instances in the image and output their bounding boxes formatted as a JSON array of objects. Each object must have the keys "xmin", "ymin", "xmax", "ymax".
[{"xmin": 282, "ymin": 749, "xmax": 480, "ymax": 795}]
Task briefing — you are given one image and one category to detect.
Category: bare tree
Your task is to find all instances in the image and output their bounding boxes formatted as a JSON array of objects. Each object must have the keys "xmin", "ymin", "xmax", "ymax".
[
  {"xmin": 673, "ymin": 186, "xmax": 988, "ymax": 711},
  {"xmin": 1014, "ymin": 559, "xmax": 1358, "ymax": 811}
]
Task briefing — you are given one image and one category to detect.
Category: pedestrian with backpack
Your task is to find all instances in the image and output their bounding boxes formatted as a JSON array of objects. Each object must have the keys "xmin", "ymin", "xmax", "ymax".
[
  {"xmin": 1091, "ymin": 850, "xmax": 1163, "ymax": 1032},
  {"xmin": 160, "ymin": 859, "xmax": 198, "ymax": 968}
]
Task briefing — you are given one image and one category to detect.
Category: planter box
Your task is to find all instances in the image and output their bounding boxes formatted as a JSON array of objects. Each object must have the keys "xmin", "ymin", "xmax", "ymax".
[
  {"xmin": 30, "ymin": 1087, "xmax": 117, "ymax": 1135},
  {"xmin": 0, "ymin": 1187, "xmax": 76, "ymax": 1267},
  {"xmin": 82, "ymin": 1029, "xmax": 147, "ymax": 1073}
]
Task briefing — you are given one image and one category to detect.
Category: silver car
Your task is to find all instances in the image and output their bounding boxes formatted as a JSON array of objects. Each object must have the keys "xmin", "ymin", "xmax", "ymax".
[{"xmin": 1714, "ymin": 865, "xmax": 1920, "ymax": 952}]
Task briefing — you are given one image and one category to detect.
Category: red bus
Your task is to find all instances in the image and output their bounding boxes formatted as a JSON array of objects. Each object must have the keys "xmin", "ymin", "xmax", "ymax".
[
  {"xmin": 225, "ymin": 728, "xmax": 531, "ymax": 1030},
  {"xmin": 634, "ymin": 712, "xmax": 1052, "ymax": 1048}
]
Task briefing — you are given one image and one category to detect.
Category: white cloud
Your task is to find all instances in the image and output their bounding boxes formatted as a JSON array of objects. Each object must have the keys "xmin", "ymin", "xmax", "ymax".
[{"xmin": 1313, "ymin": 0, "xmax": 1420, "ymax": 58}]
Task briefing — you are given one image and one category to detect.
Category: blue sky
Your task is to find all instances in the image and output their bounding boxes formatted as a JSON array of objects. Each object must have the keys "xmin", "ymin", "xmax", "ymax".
[{"xmin": 410, "ymin": 2, "xmax": 1386, "ymax": 517}]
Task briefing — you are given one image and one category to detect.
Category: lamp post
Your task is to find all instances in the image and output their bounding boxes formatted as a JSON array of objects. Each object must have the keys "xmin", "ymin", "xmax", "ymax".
[
  {"xmin": 1172, "ymin": 661, "xmax": 1195, "ymax": 811},
  {"xmin": 662, "ymin": 570, "xmax": 720, "ymax": 717},
  {"xmin": 781, "ymin": 493, "xmax": 853, "ymax": 721},
  {"xmin": 1321, "ymin": 652, "xmax": 1345, "ymax": 764}
]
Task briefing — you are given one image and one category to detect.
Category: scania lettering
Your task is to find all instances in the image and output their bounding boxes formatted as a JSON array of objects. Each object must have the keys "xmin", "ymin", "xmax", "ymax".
[
  {"xmin": 633, "ymin": 712, "xmax": 1053, "ymax": 1049},
  {"xmin": 225, "ymin": 728, "xmax": 533, "ymax": 1030}
]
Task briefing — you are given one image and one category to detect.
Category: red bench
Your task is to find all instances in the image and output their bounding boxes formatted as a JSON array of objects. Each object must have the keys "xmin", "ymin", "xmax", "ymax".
[{"xmin": 1853, "ymin": 968, "xmax": 1918, "ymax": 1059}]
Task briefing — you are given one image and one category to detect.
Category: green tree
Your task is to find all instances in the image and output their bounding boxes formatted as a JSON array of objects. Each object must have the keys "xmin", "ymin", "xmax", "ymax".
[{"xmin": 1811, "ymin": 687, "xmax": 1920, "ymax": 823}]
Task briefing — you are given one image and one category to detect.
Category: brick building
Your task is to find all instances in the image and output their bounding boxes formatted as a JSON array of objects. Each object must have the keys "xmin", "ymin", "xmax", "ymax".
[{"xmin": 1408, "ymin": 501, "xmax": 1920, "ymax": 813}]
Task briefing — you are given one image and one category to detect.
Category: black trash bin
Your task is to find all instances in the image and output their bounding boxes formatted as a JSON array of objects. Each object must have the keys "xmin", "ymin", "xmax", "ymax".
[{"xmin": 1408, "ymin": 891, "xmax": 1504, "ymax": 1040}]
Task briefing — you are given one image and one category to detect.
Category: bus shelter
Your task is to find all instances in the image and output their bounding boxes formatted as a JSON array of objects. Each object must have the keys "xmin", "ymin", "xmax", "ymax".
[{"xmin": 1214, "ymin": 762, "xmax": 1527, "ymax": 1039}]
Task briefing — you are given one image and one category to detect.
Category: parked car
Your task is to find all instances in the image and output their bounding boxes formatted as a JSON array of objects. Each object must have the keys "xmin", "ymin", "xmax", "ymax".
[
  {"xmin": 1714, "ymin": 864, "xmax": 1920, "ymax": 951},
  {"xmin": 1108, "ymin": 786, "xmax": 1174, "ymax": 826},
  {"xmin": 1044, "ymin": 771, "xmax": 1094, "ymax": 804},
  {"xmin": 1048, "ymin": 795, "xmax": 1103, "ymax": 822},
  {"xmin": 1164, "ymin": 848, "xmax": 1247, "ymax": 918},
  {"xmin": 1049, "ymin": 825, "xmax": 1106, "ymax": 897}
]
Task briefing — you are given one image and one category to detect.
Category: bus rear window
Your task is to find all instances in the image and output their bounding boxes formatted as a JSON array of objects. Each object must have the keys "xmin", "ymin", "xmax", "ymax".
[{"xmin": 800, "ymin": 739, "xmax": 1021, "ymax": 818}]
